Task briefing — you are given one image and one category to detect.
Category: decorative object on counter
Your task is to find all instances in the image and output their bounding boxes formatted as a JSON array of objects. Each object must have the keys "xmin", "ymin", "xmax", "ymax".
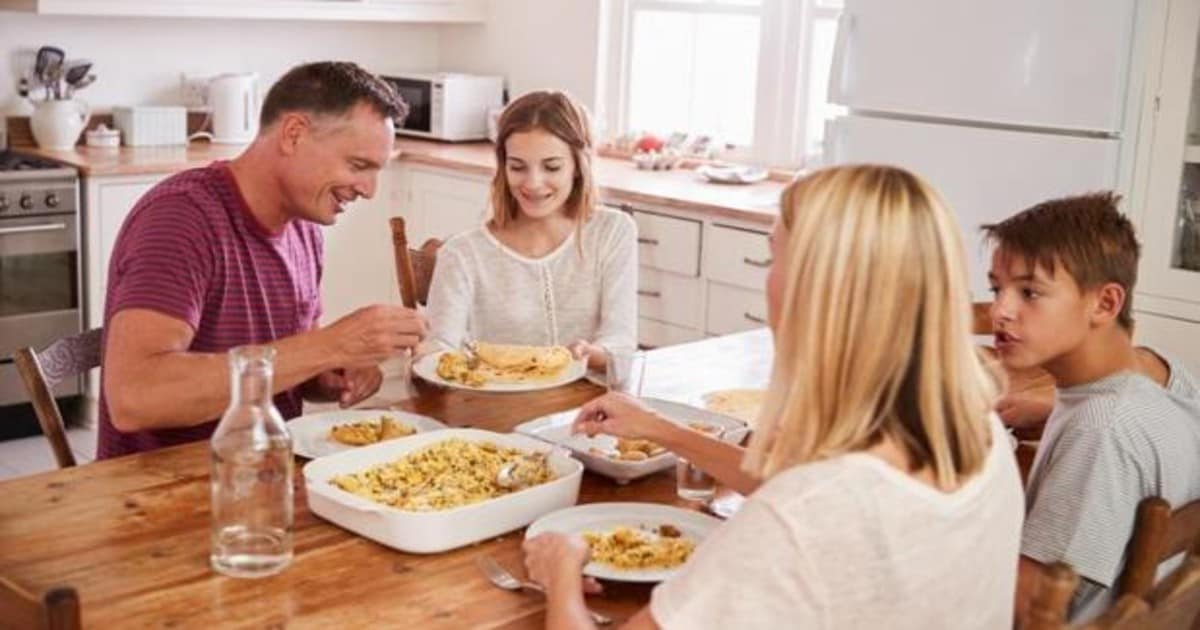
[
  {"xmin": 85, "ymin": 123, "xmax": 120, "ymax": 148},
  {"xmin": 30, "ymin": 98, "xmax": 90, "ymax": 150},
  {"xmin": 112, "ymin": 106, "xmax": 188, "ymax": 147},
  {"xmin": 631, "ymin": 148, "xmax": 681, "ymax": 170},
  {"xmin": 696, "ymin": 163, "xmax": 769, "ymax": 185},
  {"xmin": 207, "ymin": 73, "xmax": 259, "ymax": 144}
]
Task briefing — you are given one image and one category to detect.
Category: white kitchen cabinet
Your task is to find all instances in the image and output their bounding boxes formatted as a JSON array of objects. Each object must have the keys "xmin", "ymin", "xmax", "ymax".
[
  {"xmin": 395, "ymin": 164, "xmax": 490, "ymax": 246},
  {"xmin": 639, "ymin": 317, "xmax": 704, "ymax": 349},
  {"xmin": 84, "ymin": 173, "xmax": 166, "ymax": 330},
  {"xmin": 0, "ymin": 0, "xmax": 485, "ymax": 22},
  {"xmin": 705, "ymin": 282, "xmax": 768, "ymax": 336},
  {"xmin": 637, "ymin": 266, "xmax": 704, "ymax": 330},
  {"xmin": 1125, "ymin": 0, "xmax": 1200, "ymax": 359},
  {"xmin": 704, "ymin": 223, "xmax": 771, "ymax": 291},
  {"xmin": 627, "ymin": 209, "xmax": 702, "ymax": 277},
  {"xmin": 319, "ymin": 166, "xmax": 405, "ymax": 322}
]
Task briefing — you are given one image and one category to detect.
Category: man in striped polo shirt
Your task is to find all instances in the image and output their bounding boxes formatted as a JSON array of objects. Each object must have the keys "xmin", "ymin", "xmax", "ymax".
[
  {"xmin": 98, "ymin": 62, "xmax": 426, "ymax": 459},
  {"xmin": 985, "ymin": 193, "xmax": 1200, "ymax": 624}
]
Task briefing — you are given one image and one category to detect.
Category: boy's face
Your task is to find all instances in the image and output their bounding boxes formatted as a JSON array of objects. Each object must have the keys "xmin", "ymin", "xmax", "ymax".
[{"xmin": 987, "ymin": 249, "xmax": 1093, "ymax": 370}]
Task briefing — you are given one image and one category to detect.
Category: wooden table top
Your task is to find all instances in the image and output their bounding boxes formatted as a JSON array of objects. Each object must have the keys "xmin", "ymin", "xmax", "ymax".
[{"xmin": 0, "ymin": 329, "xmax": 773, "ymax": 629}]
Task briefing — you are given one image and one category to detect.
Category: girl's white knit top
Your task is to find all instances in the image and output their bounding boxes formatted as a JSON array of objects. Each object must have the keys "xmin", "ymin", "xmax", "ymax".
[{"xmin": 424, "ymin": 206, "xmax": 638, "ymax": 354}]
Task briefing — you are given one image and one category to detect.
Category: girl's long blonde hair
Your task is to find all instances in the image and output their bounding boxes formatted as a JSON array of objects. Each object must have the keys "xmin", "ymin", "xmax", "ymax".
[{"xmin": 743, "ymin": 165, "xmax": 999, "ymax": 489}]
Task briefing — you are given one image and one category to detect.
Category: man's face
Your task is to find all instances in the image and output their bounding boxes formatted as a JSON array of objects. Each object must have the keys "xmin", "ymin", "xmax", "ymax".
[
  {"xmin": 987, "ymin": 249, "xmax": 1093, "ymax": 371},
  {"xmin": 282, "ymin": 102, "xmax": 395, "ymax": 226}
]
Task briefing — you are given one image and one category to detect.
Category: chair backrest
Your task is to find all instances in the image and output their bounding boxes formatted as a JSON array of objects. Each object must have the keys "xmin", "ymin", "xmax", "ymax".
[
  {"xmin": 1119, "ymin": 497, "xmax": 1200, "ymax": 601},
  {"xmin": 389, "ymin": 216, "xmax": 442, "ymax": 309},
  {"xmin": 0, "ymin": 575, "xmax": 81, "ymax": 630},
  {"xmin": 972, "ymin": 301, "xmax": 993, "ymax": 335},
  {"xmin": 11, "ymin": 328, "xmax": 102, "ymax": 469},
  {"xmin": 1026, "ymin": 562, "xmax": 1080, "ymax": 630},
  {"xmin": 1087, "ymin": 555, "xmax": 1200, "ymax": 630}
]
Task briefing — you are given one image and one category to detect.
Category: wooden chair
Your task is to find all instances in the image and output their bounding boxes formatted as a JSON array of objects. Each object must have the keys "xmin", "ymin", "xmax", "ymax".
[
  {"xmin": 1117, "ymin": 497, "xmax": 1200, "ymax": 601},
  {"xmin": 972, "ymin": 301, "xmax": 994, "ymax": 335},
  {"xmin": 1026, "ymin": 562, "xmax": 1080, "ymax": 630},
  {"xmin": 389, "ymin": 216, "xmax": 442, "ymax": 309},
  {"xmin": 0, "ymin": 575, "xmax": 81, "ymax": 630},
  {"xmin": 12, "ymin": 328, "xmax": 102, "ymax": 469}
]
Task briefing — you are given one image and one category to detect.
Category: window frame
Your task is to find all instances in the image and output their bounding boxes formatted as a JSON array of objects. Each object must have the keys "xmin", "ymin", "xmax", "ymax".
[{"xmin": 600, "ymin": 0, "xmax": 841, "ymax": 168}]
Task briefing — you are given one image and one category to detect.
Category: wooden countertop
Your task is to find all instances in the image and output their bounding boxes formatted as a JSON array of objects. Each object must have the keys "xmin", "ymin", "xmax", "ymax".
[
  {"xmin": 0, "ymin": 329, "xmax": 772, "ymax": 628},
  {"xmin": 18, "ymin": 138, "xmax": 785, "ymax": 225}
]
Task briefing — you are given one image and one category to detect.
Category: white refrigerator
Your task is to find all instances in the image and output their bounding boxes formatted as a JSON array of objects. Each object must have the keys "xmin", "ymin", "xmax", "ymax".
[{"xmin": 823, "ymin": 0, "xmax": 1138, "ymax": 296}]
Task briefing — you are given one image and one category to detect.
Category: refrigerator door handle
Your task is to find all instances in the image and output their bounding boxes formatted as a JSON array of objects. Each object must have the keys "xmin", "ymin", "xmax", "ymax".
[{"xmin": 827, "ymin": 11, "xmax": 854, "ymax": 106}]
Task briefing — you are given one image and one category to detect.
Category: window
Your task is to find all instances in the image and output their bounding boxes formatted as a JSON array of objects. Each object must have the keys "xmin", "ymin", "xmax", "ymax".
[{"xmin": 601, "ymin": 0, "xmax": 844, "ymax": 167}]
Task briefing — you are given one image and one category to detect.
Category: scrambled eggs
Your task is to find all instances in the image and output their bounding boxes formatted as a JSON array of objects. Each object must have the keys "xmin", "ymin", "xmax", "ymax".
[{"xmin": 584, "ymin": 525, "xmax": 695, "ymax": 570}]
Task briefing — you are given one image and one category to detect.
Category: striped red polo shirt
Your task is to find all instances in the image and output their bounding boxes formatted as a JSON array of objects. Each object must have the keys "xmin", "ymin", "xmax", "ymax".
[{"xmin": 97, "ymin": 162, "xmax": 323, "ymax": 459}]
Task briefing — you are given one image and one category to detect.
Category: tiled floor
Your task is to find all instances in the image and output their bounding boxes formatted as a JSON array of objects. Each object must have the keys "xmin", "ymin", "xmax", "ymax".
[{"xmin": 0, "ymin": 360, "xmax": 416, "ymax": 482}]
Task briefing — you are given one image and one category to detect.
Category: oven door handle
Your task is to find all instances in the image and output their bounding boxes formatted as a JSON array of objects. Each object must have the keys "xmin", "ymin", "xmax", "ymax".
[{"xmin": 0, "ymin": 222, "xmax": 68, "ymax": 235}]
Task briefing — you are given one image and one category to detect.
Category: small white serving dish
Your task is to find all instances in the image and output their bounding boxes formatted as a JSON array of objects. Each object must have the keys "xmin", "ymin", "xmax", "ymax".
[
  {"xmin": 303, "ymin": 428, "xmax": 583, "ymax": 554},
  {"xmin": 514, "ymin": 398, "xmax": 750, "ymax": 484}
]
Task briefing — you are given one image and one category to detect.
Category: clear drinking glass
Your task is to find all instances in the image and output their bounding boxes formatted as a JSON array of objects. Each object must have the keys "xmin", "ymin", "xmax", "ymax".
[
  {"xmin": 210, "ymin": 345, "xmax": 294, "ymax": 578},
  {"xmin": 605, "ymin": 348, "xmax": 646, "ymax": 395},
  {"xmin": 676, "ymin": 457, "xmax": 717, "ymax": 501}
]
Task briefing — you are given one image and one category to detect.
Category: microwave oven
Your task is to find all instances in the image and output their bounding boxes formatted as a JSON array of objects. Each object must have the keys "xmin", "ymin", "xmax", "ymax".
[{"xmin": 381, "ymin": 72, "xmax": 504, "ymax": 142}]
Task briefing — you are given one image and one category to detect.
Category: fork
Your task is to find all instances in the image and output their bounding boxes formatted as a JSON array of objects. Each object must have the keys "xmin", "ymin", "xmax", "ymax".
[
  {"xmin": 476, "ymin": 555, "xmax": 613, "ymax": 625},
  {"xmin": 432, "ymin": 334, "xmax": 480, "ymax": 368}
]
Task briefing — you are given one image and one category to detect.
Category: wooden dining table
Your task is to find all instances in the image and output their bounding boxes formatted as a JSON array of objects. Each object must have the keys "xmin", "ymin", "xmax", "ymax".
[{"xmin": 0, "ymin": 330, "xmax": 774, "ymax": 629}]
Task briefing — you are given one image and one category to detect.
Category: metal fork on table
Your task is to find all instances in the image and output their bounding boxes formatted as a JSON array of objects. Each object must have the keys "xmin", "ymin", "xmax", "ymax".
[
  {"xmin": 432, "ymin": 334, "xmax": 479, "ymax": 368},
  {"xmin": 476, "ymin": 555, "xmax": 613, "ymax": 626}
]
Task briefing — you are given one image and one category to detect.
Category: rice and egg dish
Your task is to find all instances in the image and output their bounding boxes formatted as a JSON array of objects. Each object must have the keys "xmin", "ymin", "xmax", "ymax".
[{"xmin": 329, "ymin": 438, "xmax": 555, "ymax": 511}]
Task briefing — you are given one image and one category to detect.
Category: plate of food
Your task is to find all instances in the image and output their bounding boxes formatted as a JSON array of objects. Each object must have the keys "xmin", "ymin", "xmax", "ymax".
[
  {"xmin": 525, "ymin": 502, "xmax": 721, "ymax": 582},
  {"xmin": 698, "ymin": 388, "xmax": 766, "ymax": 429},
  {"xmin": 412, "ymin": 342, "xmax": 587, "ymax": 392},
  {"xmin": 289, "ymin": 409, "xmax": 446, "ymax": 459},
  {"xmin": 304, "ymin": 428, "xmax": 583, "ymax": 553},
  {"xmin": 514, "ymin": 398, "xmax": 749, "ymax": 484}
]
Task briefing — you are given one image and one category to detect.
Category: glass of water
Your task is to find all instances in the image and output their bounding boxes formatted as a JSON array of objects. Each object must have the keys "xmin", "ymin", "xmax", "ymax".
[
  {"xmin": 605, "ymin": 348, "xmax": 646, "ymax": 395},
  {"xmin": 676, "ymin": 425, "xmax": 723, "ymax": 502}
]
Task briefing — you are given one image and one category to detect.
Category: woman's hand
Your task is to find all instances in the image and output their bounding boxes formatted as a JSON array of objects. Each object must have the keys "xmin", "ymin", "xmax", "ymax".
[
  {"xmin": 568, "ymin": 340, "xmax": 606, "ymax": 371},
  {"xmin": 523, "ymin": 533, "xmax": 603, "ymax": 594},
  {"xmin": 572, "ymin": 391, "xmax": 671, "ymax": 441}
]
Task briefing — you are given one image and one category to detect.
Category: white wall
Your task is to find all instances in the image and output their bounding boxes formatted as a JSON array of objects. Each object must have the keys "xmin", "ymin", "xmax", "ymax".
[
  {"xmin": 0, "ymin": 11, "xmax": 442, "ymax": 114},
  {"xmin": 438, "ymin": 0, "xmax": 604, "ymax": 113}
]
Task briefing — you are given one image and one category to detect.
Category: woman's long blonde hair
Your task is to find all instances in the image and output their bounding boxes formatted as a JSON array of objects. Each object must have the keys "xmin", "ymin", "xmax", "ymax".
[
  {"xmin": 490, "ymin": 90, "xmax": 597, "ymax": 229},
  {"xmin": 742, "ymin": 165, "xmax": 999, "ymax": 489}
]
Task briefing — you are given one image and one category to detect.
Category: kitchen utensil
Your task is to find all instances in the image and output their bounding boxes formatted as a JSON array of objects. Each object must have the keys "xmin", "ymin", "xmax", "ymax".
[
  {"xmin": 64, "ymin": 60, "xmax": 92, "ymax": 88},
  {"xmin": 475, "ymin": 556, "xmax": 613, "ymax": 626},
  {"xmin": 495, "ymin": 450, "xmax": 551, "ymax": 490},
  {"xmin": 34, "ymin": 46, "xmax": 64, "ymax": 90},
  {"xmin": 66, "ymin": 74, "xmax": 95, "ymax": 99}
]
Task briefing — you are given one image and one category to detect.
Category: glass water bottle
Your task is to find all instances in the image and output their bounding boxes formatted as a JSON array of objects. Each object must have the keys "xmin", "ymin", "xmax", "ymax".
[{"xmin": 210, "ymin": 345, "xmax": 294, "ymax": 578}]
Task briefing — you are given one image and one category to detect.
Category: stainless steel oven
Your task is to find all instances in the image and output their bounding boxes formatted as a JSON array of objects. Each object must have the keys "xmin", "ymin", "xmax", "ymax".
[{"xmin": 0, "ymin": 154, "xmax": 82, "ymax": 405}]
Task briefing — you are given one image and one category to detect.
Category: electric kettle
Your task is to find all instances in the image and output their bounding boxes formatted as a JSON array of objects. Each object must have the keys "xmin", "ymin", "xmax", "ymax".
[{"xmin": 208, "ymin": 73, "xmax": 259, "ymax": 144}]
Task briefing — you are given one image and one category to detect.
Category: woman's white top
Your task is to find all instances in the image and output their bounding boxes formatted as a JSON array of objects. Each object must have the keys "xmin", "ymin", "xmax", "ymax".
[
  {"xmin": 424, "ymin": 206, "xmax": 638, "ymax": 353},
  {"xmin": 650, "ymin": 414, "xmax": 1025, "ymax": 630}
]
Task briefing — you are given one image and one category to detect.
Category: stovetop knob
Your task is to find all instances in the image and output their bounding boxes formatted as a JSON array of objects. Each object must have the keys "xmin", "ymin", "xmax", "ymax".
[
  {"xmin": 18, "ymin": 194, "xmax": 33, "ymax": 210},
  {"xmin": 45, "ymin": 192, "xmax": 59, "ymax": 208}
]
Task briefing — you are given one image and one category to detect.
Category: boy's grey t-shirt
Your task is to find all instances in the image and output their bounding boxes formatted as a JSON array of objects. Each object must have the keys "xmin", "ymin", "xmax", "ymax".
[{"xmin": 1023, "ymin": 353, "xmax": 1200, "ymax": 621}]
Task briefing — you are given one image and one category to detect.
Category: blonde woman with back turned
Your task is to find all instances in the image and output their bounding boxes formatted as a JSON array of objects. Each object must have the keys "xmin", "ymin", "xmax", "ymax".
[{"xmin": 523, "ymin": 165, "xmax": 1025, "ymax": 629}]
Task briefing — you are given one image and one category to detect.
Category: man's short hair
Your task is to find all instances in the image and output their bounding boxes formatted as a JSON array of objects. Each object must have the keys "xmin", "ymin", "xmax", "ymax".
[
  {"xmin": 259, "ymin": 61, "xmax": 408, "ymax": 128},
  {"xmin": 982, "ymin": 192, "xmax": 1141, "ymax": 330}
]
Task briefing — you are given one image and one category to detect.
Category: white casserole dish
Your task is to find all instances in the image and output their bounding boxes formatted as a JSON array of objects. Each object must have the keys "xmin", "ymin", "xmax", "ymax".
[
  {"xmin": 303, "ymin": 428, "xmax": 583, "ymax": 554},
  {"xmin": 514, "ymin": 398, "xmax": 750, "ymax": 484}
]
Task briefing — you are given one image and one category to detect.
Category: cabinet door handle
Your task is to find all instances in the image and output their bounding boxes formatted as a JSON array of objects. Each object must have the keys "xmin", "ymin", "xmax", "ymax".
[
  {"xmin": 637, "ymin": 237, "xmax": 660, "ymax": 246},
  {"xmin": 638, "ymin": 290, "xmax": 662, "ymax": 298},
  {"xmin": 0, "ymin": 222, "xmax": 66, "ymax": 235},
  {"xmin": 743, "ymin": 312, "xmax": 766, "ymax": 324},
  {"xmin": 742, "ymin": 256, "xmax": 772, "ymax": 268}
]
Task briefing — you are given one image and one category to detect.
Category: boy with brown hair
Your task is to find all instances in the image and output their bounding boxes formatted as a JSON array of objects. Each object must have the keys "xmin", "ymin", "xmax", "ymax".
[{"xmin": 984, "ymin": 192, "xmax": 1200, "ymax": 624}]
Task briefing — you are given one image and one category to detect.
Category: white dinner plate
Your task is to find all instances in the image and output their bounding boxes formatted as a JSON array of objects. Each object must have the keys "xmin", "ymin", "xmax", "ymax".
[
  {"xmin": 525, "ymin": 502, "xmax": 722, "ymax": 583},
  {"xmin": 289, "ymin": 409, "xmax": 446, "ymax": 459},
  {"xmin": 412, "ymin": 350, "xmax": 587, "ymax": 393},
  {"xmin": 696, "ymin": 164, "xmax": 769, "ymax": 185}
]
